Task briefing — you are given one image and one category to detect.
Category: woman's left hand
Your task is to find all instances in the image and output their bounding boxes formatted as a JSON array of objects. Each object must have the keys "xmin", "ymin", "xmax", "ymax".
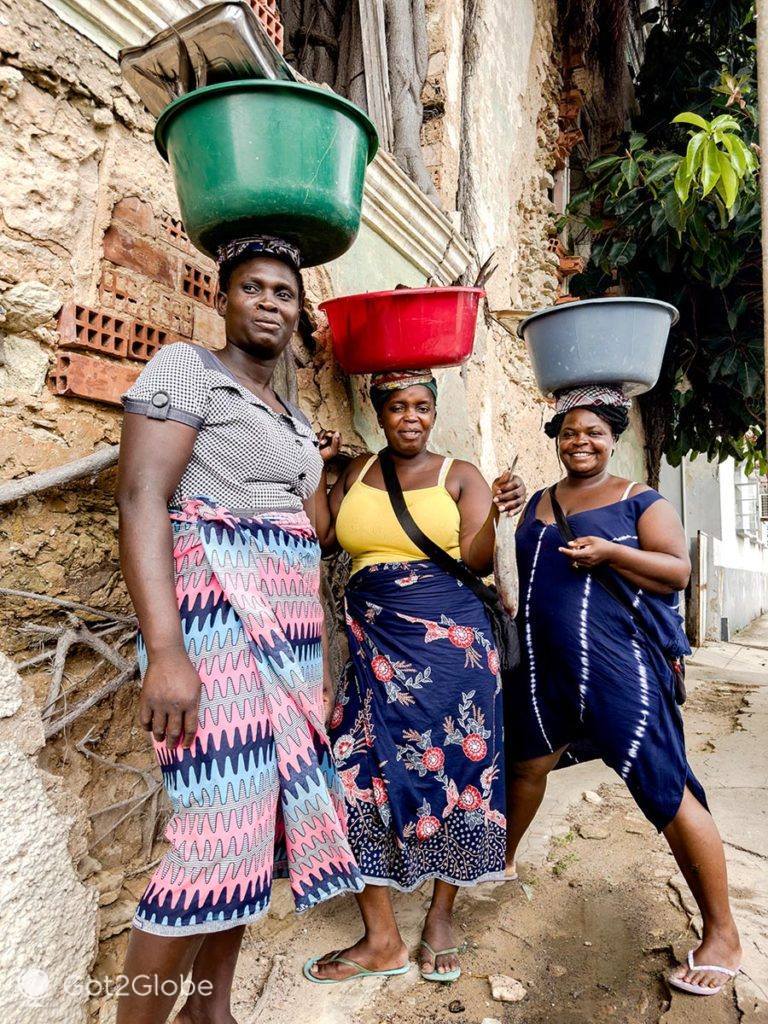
[
  {"xmin": 317, "ymin": 429, "xmax": 341, "ymax": 464},
  {"xmin": 492, "ymin": 470, "xmax": 527, "ymax": 516},
  {"xmin": 558, "ymin": 536, "xmax": 616, "ymax": 568}
]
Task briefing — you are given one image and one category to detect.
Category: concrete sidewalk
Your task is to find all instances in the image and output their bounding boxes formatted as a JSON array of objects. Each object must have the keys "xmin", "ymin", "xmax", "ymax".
[{"xmin": 683, "ymin": 617, "xmax": 768, "ymax": 1017}]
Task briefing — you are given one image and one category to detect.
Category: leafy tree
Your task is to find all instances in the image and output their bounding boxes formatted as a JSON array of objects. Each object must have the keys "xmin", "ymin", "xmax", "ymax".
[{"xmin": 564, "ymin": 0, "xmax": 763, "ymax": 481}]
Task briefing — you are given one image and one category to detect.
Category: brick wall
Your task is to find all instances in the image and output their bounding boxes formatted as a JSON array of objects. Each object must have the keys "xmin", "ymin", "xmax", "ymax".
[{"xmin": 52, "ymin": 198, "xmax": 223, "ymax": 406}]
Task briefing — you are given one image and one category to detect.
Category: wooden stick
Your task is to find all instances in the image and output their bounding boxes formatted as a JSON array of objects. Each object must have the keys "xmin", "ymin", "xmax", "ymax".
[
  {"xmin": 0, "ymin": 445, "xmax": 119, "ymax": 507},
  {"xmin": 0, "ymin": 587, "xmax": 136, "ymax": 624}
]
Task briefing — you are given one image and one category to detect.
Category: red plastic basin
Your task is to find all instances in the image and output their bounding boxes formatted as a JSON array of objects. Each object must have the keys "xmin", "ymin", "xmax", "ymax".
[{"xmin": 319, "ymin": 286, "xmax": 484, "ymax": 374}]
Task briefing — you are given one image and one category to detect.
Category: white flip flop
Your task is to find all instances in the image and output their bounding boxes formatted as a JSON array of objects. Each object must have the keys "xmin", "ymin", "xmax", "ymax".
[{"xmin": 668, "ymin": 949, "xmax": 741, "ymax": 996}]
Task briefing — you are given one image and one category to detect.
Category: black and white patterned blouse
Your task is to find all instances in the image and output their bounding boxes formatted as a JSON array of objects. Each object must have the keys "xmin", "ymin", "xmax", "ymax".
[{"xmin": 121, "ymin": 342, "xmax": 322, "ymax": 512}]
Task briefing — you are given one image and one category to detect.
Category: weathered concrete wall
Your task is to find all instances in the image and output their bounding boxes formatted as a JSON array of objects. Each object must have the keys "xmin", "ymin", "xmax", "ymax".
[{"xmin": 0, "ymin": 654, "xmax": 98, "ymax": 1024}]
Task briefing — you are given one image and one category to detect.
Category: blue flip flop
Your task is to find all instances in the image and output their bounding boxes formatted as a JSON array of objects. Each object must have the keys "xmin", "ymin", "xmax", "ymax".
[
  {"xmin": 419, "ymin": 940, "xmax": 462, "ymax": 983},
  {"xmin": 303, "ymin": 952, "xmax": 411, "ymax": 984}
]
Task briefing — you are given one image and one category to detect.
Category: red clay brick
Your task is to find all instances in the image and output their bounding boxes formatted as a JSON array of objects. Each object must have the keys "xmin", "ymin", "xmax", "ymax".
[
  {"xmin": 112, "ymin": 196, "xmax": 155, "ymax": 235},
  {"xmin": 99, "ymin": 263, "xmax": 195, "ymax": 337},
  {"xmin": 553, "ymin": 127, "xmax": 584, "ymax": 170},
  {"xmin": 558, "ymin": 88, "xmax": 584, "ymax": 123},
  {"xmin": 552, "ymin": 241, "xmax": 585, "ymax": 278},
  {"xmin": 103, "ymin": 224, "xmax": 177, "ymax": 288},
  {"xmin": 58, "ymin": 302, "xmax": 130, "ymax": 359},
  {"xmin": 129, "ymin": 320, "xmax": 183, "ymax": 362},
  {"xmin": 160, "ymin": 210, "xmax": 195, "ymax": 254},
  {"xmin": 49, "ymin": 351, "xmax": 140, "ymax": 407},
  {"xmin": 248, "ymin": 0, "xmax": 284, "ymax": 51},
  {"xmin": 193, "ymin": 303, "xmax": 225, "ymax": 350},
  {"xmin": 182, "ymin": 262, "xmax": 216, "ymax": 307}
]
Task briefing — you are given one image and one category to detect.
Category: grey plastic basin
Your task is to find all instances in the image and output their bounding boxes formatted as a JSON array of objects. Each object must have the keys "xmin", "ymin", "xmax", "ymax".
[{"xmin": 517, "ymin": 296, "xmax": 679, "ymax": 397}]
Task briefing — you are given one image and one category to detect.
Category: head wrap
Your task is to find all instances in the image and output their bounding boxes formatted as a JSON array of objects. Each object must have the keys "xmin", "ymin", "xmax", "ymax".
[
  {"xmin": 216, "ymin": 234, "xmax": 302, "ymax": 270},
  {"xmin": 545, "ymin": 384, "xmax": 631, "ymax": 438},
  {"xmin": 216, "ymin": 235, "xmax": 304, "ymax": 299},
  {"xmin": 370, "ymin": 370, "xmax": 438, "ymax": 413}
]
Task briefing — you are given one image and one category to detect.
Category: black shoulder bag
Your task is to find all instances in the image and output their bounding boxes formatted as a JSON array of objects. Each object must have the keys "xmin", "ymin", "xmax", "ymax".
[
  {"xmin": 548, "ymin": 484, "xmax": 687, "ymax": 705},
  {"xmin": 379, "ymin": 448, "xmax": 521, "ymax": 672}
]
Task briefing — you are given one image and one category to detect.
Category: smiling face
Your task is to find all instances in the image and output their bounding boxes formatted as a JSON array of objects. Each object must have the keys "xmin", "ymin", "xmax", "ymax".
[
  {"xmin": 558, "ymin": 407, "xmax": 615, "ymax": 477},
  {"xmin": 378, "ymin": 385, "xmax": 436, "ymax": 455},
  {"xmin": 215, "ymin": 255, "xmax": 301, "ymax": 359}
]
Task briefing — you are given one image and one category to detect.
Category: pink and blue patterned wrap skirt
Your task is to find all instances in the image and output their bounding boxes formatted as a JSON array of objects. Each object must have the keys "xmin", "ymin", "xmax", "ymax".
[
  {"xmin": 329, "ymin": 559, "xmax": 507, "ymax": 891},
  {"xmin": 133, "ymin": 499, "xmax": 363, "ymax": 936}
]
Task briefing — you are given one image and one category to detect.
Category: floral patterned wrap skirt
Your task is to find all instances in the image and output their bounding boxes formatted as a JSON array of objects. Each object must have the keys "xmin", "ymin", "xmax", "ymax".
[{"xmin": 329, "ymin": 559, "xmax": 507, "ymax": 891}]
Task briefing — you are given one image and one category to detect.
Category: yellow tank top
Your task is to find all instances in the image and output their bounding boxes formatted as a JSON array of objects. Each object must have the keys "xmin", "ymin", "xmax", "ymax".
[{"xmin": 336, "ymin": 455, "xmax": 462, "ymax": 576}]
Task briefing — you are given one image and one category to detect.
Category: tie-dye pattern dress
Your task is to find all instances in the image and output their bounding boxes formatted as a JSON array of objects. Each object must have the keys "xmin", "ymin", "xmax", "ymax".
[{"xmin": 505, "ymin": 487, "xmax": 707, "ymax": 831}]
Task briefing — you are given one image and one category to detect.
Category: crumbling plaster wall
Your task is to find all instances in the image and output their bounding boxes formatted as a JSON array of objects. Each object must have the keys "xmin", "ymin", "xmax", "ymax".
[
  {"xmin": 0, "ymin": 653, "xmax": 98, "ymax": 1024},
  {"xmin": 421, "ymin": 0, "xmax": 564, "ymax": 486},
  {"xmin": 420, "ymin": 0, "xmax": 646, "ymax": 484},
  {"xmin": 0, "ymin": 0, "xmax": 364, "ymax": 652}
]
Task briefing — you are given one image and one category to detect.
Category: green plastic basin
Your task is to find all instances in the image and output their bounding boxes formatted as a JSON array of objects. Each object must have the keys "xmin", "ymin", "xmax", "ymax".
[{"xmin": 155, "ymin": 80, "xmax": 379, "ymax": 266}]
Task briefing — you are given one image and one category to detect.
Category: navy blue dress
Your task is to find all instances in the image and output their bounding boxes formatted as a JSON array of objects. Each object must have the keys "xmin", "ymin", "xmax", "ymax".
[{"xmin": 506, "ymin": 487, "xmax": 707, "ymax": 830}]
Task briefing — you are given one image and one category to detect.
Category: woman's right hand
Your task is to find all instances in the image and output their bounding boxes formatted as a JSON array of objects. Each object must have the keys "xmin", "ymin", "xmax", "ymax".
[{"xmin": 139, "ymin": 647, "xmax": 202, "ymax": 750}]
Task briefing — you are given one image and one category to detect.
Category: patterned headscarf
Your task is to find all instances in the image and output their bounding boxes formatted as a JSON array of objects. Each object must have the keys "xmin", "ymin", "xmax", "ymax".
[
  {"xmin": 370, "ymin": 370, "xmax": 438, "ymax": 412},
  {"xmin": 545, "ymin": 384, "xmax": 631, "ymax": 438},
  {"xmin": 216, "ymin": 234, "xmax": 303, "ymax": 270}
]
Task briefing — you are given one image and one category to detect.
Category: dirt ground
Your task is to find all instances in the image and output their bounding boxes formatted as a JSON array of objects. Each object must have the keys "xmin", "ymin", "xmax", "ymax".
[{"xmin": 92, "ymin": 618, "xmax": 768, "ymax": 1024}]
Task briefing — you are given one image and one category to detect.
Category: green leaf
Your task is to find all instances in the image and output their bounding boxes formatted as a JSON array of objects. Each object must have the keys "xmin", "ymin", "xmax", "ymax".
[
  {"xmin": 645, "ymin": 154, "xmax": 682, "ymax": 185},
  {"xmin": 567, "ymin": 188, "xmax": 593, "ymax": 210},
  {"xmin": 701, "ymin": 139, "xmax": 721, "ymax": 197},
  {"xmin": 586, "ymin": 155, "xmax": 623, "ymax": 174},
  {"xmin": 626, "ymin": 158, "xmax": 640, "ymax": 188},
  {"xmin": 672, "ymin": 111, "xmax": 710, "ymax": 130},
  {"xmin": 684, "ymin": 133, "xmax": 706, "ymax": 173},
  {"xmin": 662, "ymin": 190, "xmax": 685, "ymax": 232},
  {"xmin": 720, "ymin": 133, "xmax": 748, "ymax": 177},
  {"xmin": 716, "ymin": 148, "xmax": 739, "ymax": 209},
  {"xmin": 674, "ymin": 159, "xmax": 693, "ymax": 203},
  {"xmin": 739, "ymin": 362, "xmax": 761, "ymax": 398},
  {"xmin": 629, "ymin": 132, "xmax": 648, "ymax": 152},
  {"xmin": 710, "ymin": 114, "xmax": 742, "ymax": 133}
]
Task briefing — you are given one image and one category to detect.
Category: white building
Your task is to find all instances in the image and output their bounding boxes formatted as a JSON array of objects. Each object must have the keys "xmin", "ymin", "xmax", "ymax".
[{"xmin": 660, "ymin": 456, "xmax": 768, "ymax": 643}]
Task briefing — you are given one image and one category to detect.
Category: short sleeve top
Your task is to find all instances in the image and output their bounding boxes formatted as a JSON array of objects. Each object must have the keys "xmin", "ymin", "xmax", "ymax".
[{"xmin": 121, "ymin": 342, "xmax": 322, "ymax": 512}]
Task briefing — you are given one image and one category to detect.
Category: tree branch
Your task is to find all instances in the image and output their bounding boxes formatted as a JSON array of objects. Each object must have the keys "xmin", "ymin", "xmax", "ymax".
[
  {"xmin": 44, "ymin": 665, "xmax": 138, "ymax": 740},
  {"xmin": 0, "ymin": 587, "xmax": 136, "ymax": 624},
  {"xmin": 0, "ymin": 444, "xmax": 119, "ymax": 507}
]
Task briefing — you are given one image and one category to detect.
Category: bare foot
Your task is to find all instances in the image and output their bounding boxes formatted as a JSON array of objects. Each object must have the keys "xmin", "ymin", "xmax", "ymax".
[
  {"xmin": 505, "ymin": 859, "xmax": 518, "ymax": 880},
  {"xmin": 419, "ymin": 909, "xmax": 460, "ymax": 977},
  {"xmin": 174, "ymin": 1004, "xmax": 237, "ymax": 1024},
  {"xmin": 309, "ymin": 935, "xmax": 409, "ymax": 982},
  {"xmin": 670, "ymin": 926, "xmax": 742, "ymax": 991}
]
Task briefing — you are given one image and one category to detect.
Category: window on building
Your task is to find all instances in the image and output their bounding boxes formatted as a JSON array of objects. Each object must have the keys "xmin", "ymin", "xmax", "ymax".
[{"xmin": 735, "ymin": 474, "xmax": 761, "ymax": 539}]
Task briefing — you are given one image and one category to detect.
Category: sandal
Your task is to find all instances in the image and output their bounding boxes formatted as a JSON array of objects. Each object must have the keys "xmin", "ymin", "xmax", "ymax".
[
  {"xmin": 303, "ymin": 952, "xmax": 411, "ymax": 984},
  {"xmin": 419, "ymin": 939, "xmax": 462, "ymax": 983},
  {"xmin": 668, "ymin": 950, "xmax": 741, "ymax": 996}
]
